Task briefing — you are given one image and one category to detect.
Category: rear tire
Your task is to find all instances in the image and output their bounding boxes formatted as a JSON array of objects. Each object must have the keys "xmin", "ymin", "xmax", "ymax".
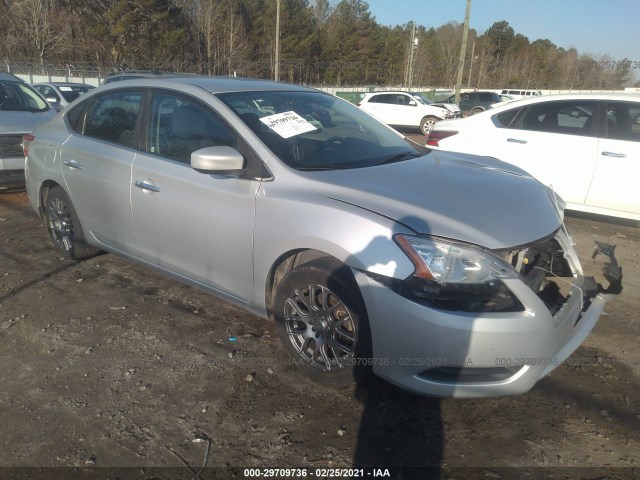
[
  {"xmin": 274, "ymin": 257, "xmax": 372, "ymax": 386},
  {"xmin": 469, "ymin": 107, "xmax": 484, "ymax": 116},
  {"xmin": 44, "ymin": 186, "xmax": 98, "ymax": 260}
]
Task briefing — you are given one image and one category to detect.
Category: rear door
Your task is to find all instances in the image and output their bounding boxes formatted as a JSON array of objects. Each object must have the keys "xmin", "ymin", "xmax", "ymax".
[
  {"xmin": 489, "ymin": 99, "xmax": 599, "ymax": 206},
  {"xmin": 130, "ymin": 89, "xmax": 260, "ymax": 301},
  {"xmin": 585, "ymin": 101, "xmax": 640, "ymax": 217},
  {"xmin": 360, "ymin": 94, "xmax": 397, "ymax": 124},
  {"xmin": 60, "ymin": 89, "xmax": 143, "ymax": 252}
]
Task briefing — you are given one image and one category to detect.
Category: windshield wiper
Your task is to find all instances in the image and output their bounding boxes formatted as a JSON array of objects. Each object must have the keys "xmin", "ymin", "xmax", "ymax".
[{"xmin": 296, "ymin": 163, "xmax": 356, "ymax": 171}]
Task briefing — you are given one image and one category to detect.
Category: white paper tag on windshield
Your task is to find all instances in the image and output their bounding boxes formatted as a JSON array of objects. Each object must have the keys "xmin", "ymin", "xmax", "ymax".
[
  {"xmin": 59, "ymin": 86, "xmax": 73, "ymax": 91},
  {"xmin": 259, "ymin": 111, "xmax": 317, "ymax": 138}
]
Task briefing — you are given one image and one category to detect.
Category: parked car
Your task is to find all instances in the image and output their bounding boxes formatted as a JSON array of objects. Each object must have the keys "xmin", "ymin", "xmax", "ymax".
[
  {"xmin": 444, "ymin": 91, "xmax": 502, "ymax": 114},
  {"xmin": 0, "ymin": 73, "xmax": 57, "ymax": 188},
  {"xmin": 426, "ymin": 93, "xmax": 640, "ymax": 221},
  {"xmin": 25, "ymin": 77, "xmax": 620, "ymax": 397},
  {"xmin": 32, "ymin": 82, "xmax": 95, "ymax": 110},
  {"xmin": 358, "ymin": 91, "xmax": 460, "ymax": 134}
]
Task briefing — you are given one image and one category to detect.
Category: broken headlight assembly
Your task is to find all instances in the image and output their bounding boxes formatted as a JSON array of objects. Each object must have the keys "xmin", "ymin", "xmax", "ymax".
[{"xmin": 390, "ymin": 234, "xmax": 524, "ymax": 313}]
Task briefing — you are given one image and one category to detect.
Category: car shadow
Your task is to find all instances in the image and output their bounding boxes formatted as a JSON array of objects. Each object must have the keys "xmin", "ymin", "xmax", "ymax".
[{"xmin": 353, "ymin": 375, "xmax": 443, "ymax": 479}]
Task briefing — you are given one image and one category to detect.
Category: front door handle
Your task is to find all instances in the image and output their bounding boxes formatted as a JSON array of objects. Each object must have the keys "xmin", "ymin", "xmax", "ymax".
[
  {"xmin": 64, "ymin": 159, "xmax": 83, "ymax": 169},
  {"xmin": 507, "ymin": 138, "xmax": 527, "ymax": 144},
  {"xmin": 601, "ymin": 151, "xmax": 626, "ymax": 158},
  {"xmin": 134, "ymin": 180, "xmax": 161, "ymax": 193}
]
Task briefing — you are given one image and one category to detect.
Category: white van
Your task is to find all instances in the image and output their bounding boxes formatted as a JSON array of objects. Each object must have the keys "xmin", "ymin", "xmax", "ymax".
[{"xmin": 501, "ymin": 89, "xmax": 542, "ymax": 99}]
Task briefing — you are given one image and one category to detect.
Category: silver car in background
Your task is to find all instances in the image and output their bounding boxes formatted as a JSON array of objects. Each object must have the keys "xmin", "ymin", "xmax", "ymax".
[
  {"xmin": 0, "ymin": 72, "xmax": 56, "ymax": 188},
  {"xmin": 25, "ymin": 77, "xmax": 621, "ymax": 397}
]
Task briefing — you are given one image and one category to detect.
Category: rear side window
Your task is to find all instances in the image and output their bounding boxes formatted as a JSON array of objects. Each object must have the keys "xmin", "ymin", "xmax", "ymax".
[
  {"xmin": 605, "ymin": 102, "xmax": 640, "ymax": 142},
  {"xmin": 492, "ymin": 108, "xmax": 522, "ymax": 128},
  {"xmin": 517, "ymin": 101, "xmax": 596, "ymax": 136},
  {"xmin": 369, "ymin": 94, "xmax": 394, "ymax": 104},
  {"xmin": 66, "ymin": 100, "xmax": 90, "ymax": 132},
  {"xmin": 83, "ymin": 91, "xmax": 143, "ymax": 147}
]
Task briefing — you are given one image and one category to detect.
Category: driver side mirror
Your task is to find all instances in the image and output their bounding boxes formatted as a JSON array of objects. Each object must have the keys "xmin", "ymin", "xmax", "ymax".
[{"xmin": 408, "ymin": 100, "xmax": 417, "ymax": 106}]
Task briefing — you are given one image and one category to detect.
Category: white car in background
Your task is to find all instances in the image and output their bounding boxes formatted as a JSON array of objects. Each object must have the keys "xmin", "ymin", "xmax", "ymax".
[
  {"xmin": 358, "ymin": 91, "xmax": 461, "ymax": 135},
  {"xmin": 32, "ymin": 82, "xmax": 94, "ymax": 110},
  {"xmin": 426, "ymin": 93, "xmax": 640, "ymax": 221}
]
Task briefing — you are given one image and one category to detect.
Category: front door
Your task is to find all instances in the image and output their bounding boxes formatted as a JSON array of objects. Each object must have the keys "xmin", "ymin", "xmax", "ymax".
[{"xmin": 130, "ymin": 90, "xmax": 259, "ymax": 301}]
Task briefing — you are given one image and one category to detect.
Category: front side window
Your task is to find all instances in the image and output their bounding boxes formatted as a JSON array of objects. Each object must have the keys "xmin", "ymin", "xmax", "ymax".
[
  {"xmin": 37, "ymin": 86, "xmax": 60, "ymax": 102},
  {"xmin": 84, "ymin": 91, "xmax": 142, "ymax": 147},
  {"xmin": 146, "ymin": 91, "xmax": 235, "ymax": 164},
  {"xmin": 606, "ymin": 102, "xmax": 640, "ymax": 142}
]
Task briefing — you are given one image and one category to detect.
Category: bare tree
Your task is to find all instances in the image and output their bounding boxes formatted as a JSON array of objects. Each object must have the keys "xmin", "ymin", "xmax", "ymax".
[
  {"xmin": 7, "ymin": 0, "xmax": 70, "ymax": 68},
  {"xmin": 434, "ymin": 22, "xmax": 462, "ymax": 87}
]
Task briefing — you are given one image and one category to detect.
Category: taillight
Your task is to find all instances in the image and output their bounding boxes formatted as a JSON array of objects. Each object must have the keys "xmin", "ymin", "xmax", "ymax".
[
  {"xmin": 425, "ymin": 130, "xmax": 458, "ymax": 147},
  {"xmin": 22, "ymin": 134, "xmax": 35, "ymax": 157}
]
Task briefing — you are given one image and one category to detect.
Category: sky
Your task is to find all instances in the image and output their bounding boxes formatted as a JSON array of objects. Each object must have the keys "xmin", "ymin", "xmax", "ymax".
[{"xmin": 364, "ymin": 0, "xmax": 640, "ymax": 63}]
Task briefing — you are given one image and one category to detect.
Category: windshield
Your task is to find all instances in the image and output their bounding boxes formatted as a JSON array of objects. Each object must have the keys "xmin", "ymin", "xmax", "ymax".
[
  {"xmin": 409, "ymin": 92, "xmax": 433, "ymax": 105},
  {"xmin": 58, "ymin": 84, "xmax": 93, "ymax": 102},
  {"xmin": 0, "ymin": 80, "xmax": 50, "ymax": 112},
  {"xmin": 218, "ymin": 91, "xmax": 425, "ymax": 170}
]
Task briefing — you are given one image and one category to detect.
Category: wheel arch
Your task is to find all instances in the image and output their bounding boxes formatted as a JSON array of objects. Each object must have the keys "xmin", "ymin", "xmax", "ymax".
[
  {"xmin": 265, "ymin": 248, "xmax": 342, "ymax": 319},
  {"xmin": 38, "ymin": 180, "xmax": 65, "ymax": 219}
]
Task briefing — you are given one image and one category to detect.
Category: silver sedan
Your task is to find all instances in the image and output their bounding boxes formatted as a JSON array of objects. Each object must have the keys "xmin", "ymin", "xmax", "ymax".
[{"xmin": 24, "ymin": 77, "xmax": 621, "ymax": 397}]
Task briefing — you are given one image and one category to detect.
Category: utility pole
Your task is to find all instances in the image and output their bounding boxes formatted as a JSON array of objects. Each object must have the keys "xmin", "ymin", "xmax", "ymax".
[
  {"xmin": 275, "ymin": 0, "xmax": 281, "ymax": 81},
  {"xmin": 454, "ymin": 0, "xmax": 472, "ymax": 105},
  {"xmin": 407, "ymin": 22, "xmax": 417, "ymax": 90}
]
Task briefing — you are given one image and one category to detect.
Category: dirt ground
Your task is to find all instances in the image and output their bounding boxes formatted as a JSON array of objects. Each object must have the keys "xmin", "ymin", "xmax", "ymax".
[{"xmin": 1, "ymin": 186, "xmax": 639, "ymax": 480}]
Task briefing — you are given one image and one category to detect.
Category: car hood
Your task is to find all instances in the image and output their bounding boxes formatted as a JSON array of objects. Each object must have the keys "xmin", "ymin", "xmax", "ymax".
[
  {"xmin": 0, "ymin": 109, "xmax": 57, "ymax": 134},
  {"xmin": 432, "ymin": 102, "xmax": 460, "ymax": 113},
  {"xmin": 308, "ymin": 151, "xmax": 562, "ymax": 250}
]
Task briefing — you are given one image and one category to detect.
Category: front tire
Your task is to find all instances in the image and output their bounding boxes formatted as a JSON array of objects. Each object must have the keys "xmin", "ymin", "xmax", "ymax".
[
  {"xmin": 274, "ymin": 257, "xmax": 371, "ymax": 386},
  {"xmin": 420, "ymin": 115, "xmax": 440, "ymax": 135},
  {"xmin": 44, "ymin": 186, "xmax": 98, "ymax": 260}
]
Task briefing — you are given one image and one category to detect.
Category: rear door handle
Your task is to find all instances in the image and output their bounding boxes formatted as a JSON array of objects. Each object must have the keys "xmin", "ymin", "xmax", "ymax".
[
  {"xmin": 601, "ymin": 151, "xmax": 626, "ymax": 158},
  {"xmin": 63, "ymin": 159, "xmax": 83, "ymax": 169},
  {"xmin": 134, "ymin": 180, "xmax": 161, "ymax": 193},
  {"xmin": 507, "ymin": 138, "xmax": 527, "ymax": 144}
]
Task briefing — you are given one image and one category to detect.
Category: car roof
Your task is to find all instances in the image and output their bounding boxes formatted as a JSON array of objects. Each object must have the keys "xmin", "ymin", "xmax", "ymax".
[
  {"xmin": 99, "ymin": 75, "xmax": 317, "ymax": 94},
  {"xmin": 487, "ymin": 92, "xmax": 640, "ymax": 113},
  {"xmin": 363, "ymin": 91, "xmax": 412, "ymax": 96},
  {"xmin": 0, "ymin": 72, "xmax": 25, "ymax": 83},
  {"xmin": 33, "ymin": 82, "xmax": 94, "ymax": 87}
]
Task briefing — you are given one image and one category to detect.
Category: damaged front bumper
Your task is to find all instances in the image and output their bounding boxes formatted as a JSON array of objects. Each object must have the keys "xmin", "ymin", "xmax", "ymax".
[{"xmin": 355, "ymin": 229, "xmax": 622, "ymax": 398}]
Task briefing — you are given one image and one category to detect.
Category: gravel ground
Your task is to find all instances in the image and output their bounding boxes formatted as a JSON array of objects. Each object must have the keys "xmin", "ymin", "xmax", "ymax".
[{"xmin": 1, "ymin": 185, "xmax": 639, "ymax": 480}]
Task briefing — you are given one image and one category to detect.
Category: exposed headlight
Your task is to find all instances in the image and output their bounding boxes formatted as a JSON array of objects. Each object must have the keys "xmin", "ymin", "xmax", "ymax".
[{"xmin": 390, "ymin": 235, "xmax": 524, "ymax": 312}]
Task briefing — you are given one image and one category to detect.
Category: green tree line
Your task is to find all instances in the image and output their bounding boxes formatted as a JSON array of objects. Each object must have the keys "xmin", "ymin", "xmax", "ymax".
[{"xmin": 1, "ymin": 0, "xmax": 635, "ymax": 88}]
